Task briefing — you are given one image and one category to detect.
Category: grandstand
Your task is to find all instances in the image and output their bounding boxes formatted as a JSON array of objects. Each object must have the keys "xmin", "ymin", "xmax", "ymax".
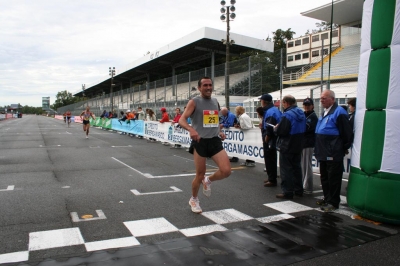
[{"xmin": 60, "ymin": 27, "xmax": 273, "ymax": 117}]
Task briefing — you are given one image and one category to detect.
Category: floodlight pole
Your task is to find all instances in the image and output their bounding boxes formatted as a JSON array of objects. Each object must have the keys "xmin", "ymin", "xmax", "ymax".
[
  {"xmin": 225, "ymin": 7, "xmax": 230, "ymax": 109},
  {"xmin": 109, "ymin": 67, "xmax": 115, "ymax": 112}
]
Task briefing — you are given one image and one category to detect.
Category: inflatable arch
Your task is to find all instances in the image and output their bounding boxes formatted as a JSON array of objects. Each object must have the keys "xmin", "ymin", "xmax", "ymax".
[{"xmin": 348, "ymin": 0, "xmax": 400, "ymax": 224}]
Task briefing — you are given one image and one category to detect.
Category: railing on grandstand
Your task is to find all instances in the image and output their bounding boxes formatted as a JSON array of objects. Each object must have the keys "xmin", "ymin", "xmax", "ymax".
[{"xmin": 283, "ymin": 43, "xmax": 340, "ymax": 82}]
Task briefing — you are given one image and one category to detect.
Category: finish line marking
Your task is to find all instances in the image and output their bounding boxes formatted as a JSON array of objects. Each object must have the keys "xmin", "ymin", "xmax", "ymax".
[
  {"xmin": 111, "ymin": 157, "xmax": 154, "ymax": 178},
  {"xmin": 131, "ymin": 186, "xmax": 182, "ymax": 196}
]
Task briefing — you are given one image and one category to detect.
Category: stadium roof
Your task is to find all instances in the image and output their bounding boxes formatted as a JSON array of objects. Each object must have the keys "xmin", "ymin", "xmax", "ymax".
[
  {"xmin": 75, "ymin": 27, "xmax": 273, "ymax": 97},
  {"xmin": 301, "ymin": 0, "xmax": 364, "ymax": 26}
]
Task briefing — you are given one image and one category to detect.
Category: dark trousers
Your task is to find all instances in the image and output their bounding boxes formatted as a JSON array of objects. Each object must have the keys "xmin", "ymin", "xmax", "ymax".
[
  {"xmin": 263, "ymin": 142, "xmax": 277, "ymax": 183},
  {"xmin": 279, "ymin": 152, "xmax": 303, "ymax": 196},
  {"xmin": 319, "ymin": 160, "xmax": 343, "ymax": 208}
]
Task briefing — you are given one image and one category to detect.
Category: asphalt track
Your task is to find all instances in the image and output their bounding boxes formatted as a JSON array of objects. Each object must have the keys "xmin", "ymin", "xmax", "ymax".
[{"xmin": 0, "ymin": 115, "xmax": 398, "ymax": 265}]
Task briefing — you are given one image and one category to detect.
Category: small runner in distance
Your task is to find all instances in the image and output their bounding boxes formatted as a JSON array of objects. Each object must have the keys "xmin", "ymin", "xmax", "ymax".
[{"xmin": 80, "ymin": 106, "xmax": 95, "ymax": 139}]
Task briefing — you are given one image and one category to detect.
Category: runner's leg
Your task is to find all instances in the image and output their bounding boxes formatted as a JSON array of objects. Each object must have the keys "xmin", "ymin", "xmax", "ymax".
[
  {"xmin": 209, "ymin": 150, "xmax": 231, "ymax": 181},
  {"xmin": 192, "ymin": 150, "xmax": 207, "ymax": 198}
]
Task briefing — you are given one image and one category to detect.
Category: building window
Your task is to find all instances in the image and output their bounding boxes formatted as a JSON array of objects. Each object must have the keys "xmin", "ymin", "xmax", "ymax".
[
  {"xmin": 288, "ymin": 55, "xmax": 293, "ymax": 62},
  {"xmin": 312, "ymin": 50, "xmax": 319, "ymax": 57},
  {"xmin": 332, "ymin": 30, "xmax": 338, "ymax": 37},
  {"xmin": 321, "ymin": 33, "xmax": 329, "ymax": 40},
  {"xmin": 303, "ymin": 52, "xmax": 309, "ymax": 59},
  {"xmin": 288, "ymin": 42, "xmax": 294, "ymax": 48},
  {"xmin": 323, "ymin": 48, "xmax": 329, "ymax": 55},
  {"xmin": 312, "ymin": 35, "xmax": 319, "ymax": 42},
  {"xmin": 295, "ymin": 54, "xmax": 301, "ymax": 60},
  {"xmin": 295, "ymin": 40, "xmax": 301, "ymax": 46},
  {"xmin": 302, "ymin": 37, "xmax": 309, "ymax": 45}
]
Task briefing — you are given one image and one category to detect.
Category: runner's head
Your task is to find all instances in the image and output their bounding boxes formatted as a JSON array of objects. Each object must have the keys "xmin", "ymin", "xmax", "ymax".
[
  {"xmin": 86, "ymin": 106, "xmax": 90, "ymax": 112},
  {"xmin": 198, "ymin": 77, "xmax": 213, "ymax": 99}
]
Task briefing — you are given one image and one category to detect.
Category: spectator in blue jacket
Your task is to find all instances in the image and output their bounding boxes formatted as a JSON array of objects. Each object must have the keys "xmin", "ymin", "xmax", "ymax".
[
  {"xmin": 275, "ymin": 95, "xmax": 306, "ymax": 199},
  {"xmin": 219, "ymin": 107, "xmax": 239, "ymax": 162},
  {"xmin": 315, "ymin": 90, "xmax": 353, "ymax": 212},
  {"xmin": 259, "ymin": 94, "xmax": 282, "ymax": 187}
]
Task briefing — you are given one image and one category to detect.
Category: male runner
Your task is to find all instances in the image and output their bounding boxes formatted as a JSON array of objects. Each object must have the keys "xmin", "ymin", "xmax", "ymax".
[
  {"xmin": 80, "ymin": 106, "xmax": 95, "ymax": 139},
  {"xmin": 179, "ymin": 77, "xmax": 231, "ymax": 213}
]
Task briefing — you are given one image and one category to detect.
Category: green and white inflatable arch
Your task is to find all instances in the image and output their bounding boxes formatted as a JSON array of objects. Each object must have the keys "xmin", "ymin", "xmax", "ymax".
[{"xmin": 348, "ymin": 0, "xmax": 400, "ymax": 224}]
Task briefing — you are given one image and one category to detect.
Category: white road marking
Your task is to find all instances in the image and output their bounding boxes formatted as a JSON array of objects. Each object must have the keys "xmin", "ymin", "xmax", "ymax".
[
  {"xmin": 29, "ymin": 228, "xmax": 84, "ymax": 251},
  {"xmin": 264, "ymin": 201, "xmax": 313, "ymax": 214},
  {"xmin": 202, "ymin": 209, "xmax": 253, "ymax": 224},
  {"xmin": 256, "ymin": 214, "xmax": 294, "ymax": 223},
  {"xmin": 62, "ymin": 186, "xmax": 70, "ymax": 188},
  {"xmin": 131, "ymin": 186, "xmax": 182, "ymax": 196},
  {"xmin": 66, "ymin": 131, "xmax": 72, "ymax": 134},
  {"xmin": 111, "ymin": 145, "xmax": 132, "ymax": 148},
  {"xmin": 111, "ymin": 157, "xmax": 154, "ymax": 178},
  {"xmin": 85, "ymin": 237, "xmax": 140, "ymax": 252},
  {"xmin": 0, "ymin": 185, "xmax": 15, "ymax": 191},
  {"xmin": 152, "ymin": 173, "xmax": 215, "ymax": 178},
  {"xmin": 180, "ymin": 225, "xmax": 228, "ymax": 237},
  {"xmin": 0, "ymin": 251, "xmax": 29, "ymax": 264},
  {"xmin": 70, "ymin": 210, "xmax": 107, "ymax": 222},
  {"xmin": 89, "ymin": 146, "xmax": 101, "ymax": 148},
  {"xmin": 173, "ymin": 155, "xmax": 218, "ymax": 168},
  {"xmin": 124, "ymin": 217, "xmax": 179, "ymax": 237}
]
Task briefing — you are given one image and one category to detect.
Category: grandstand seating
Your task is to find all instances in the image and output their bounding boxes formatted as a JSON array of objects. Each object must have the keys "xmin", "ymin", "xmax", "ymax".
[{"xmin": 294, "ymin": 44, "xmax": 360, "ymax": 82}]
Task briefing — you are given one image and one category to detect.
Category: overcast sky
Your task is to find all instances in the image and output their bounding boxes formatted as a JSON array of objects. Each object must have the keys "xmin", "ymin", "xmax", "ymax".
[{"xmin": 0, "ymin": 0, "xmax": 329, "ymax": 107}]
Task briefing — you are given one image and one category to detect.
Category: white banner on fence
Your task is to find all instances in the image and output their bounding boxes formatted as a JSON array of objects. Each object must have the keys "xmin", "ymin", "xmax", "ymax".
[{"xmin": 143, "ymin": 122, "xmax": 265, "ymax": 163}]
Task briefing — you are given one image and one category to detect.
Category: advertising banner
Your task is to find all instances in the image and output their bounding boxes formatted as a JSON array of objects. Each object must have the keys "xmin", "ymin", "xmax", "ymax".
[{"xmin": 112, "ymin": 119, "xmax": 144, "ymax": 135}]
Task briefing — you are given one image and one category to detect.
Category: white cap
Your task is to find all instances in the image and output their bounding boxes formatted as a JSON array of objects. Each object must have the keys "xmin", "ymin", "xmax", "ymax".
[{"xmin": 126, "ymin": 110, "xmax": 131, "ymax": 112}]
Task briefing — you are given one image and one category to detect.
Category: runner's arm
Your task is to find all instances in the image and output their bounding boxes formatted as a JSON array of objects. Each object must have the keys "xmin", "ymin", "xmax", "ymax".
[{"xmin": 179, "ymin": 99, "xmax": 200, "ymax": 141}]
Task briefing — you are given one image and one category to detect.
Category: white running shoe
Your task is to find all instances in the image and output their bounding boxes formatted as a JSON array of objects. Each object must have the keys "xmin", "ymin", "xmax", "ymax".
[
  {"xmin": 189, "ymin": 198, "xmax": 202, "ymax": 213},
  {"xmin": 86, "ymin": 136, "xmax": 88, "ymax": 139},
  {"xmin": 202, "ymin": 177, "xmax": 211, "ymax": 197}
]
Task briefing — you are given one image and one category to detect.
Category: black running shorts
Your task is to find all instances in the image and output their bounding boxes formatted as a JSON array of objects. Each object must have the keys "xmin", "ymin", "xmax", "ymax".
[
  {"xmin": 83, "ymin": 120, "xmax": 90, "ymax": 125},
  {"xmin": 189, "ymin": 137, "xmax": 223, "ymax": 158}
]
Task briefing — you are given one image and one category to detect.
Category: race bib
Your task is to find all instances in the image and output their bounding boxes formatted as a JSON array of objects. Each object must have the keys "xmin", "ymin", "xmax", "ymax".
[{"xmin": 203, "ymin": 110, "xmax": 219, "ymax": 127}]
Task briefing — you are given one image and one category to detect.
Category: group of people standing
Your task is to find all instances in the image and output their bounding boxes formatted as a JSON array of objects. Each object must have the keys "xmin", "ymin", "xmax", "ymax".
[{"xmin": 259, "ymin": 90, "xmax": 354, "ymax": 212}]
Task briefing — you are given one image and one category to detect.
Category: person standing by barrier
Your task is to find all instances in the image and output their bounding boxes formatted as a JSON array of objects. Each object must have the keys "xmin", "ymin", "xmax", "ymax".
[
  {"xmin": 220, "ymin": 107, "xmax": 238, "ymax": 162},
  {"xmin": 275, "ymin": 95, "xmax": 306, "ymax": 199},
  {"xmin": 80, "ymin": 106, "xmax": 96, "ymax": 139},
  {"xmin": 301, "ymin": 98, "xmax": 318, "ymax": 194},
  {"xmin": 179, "ymin": 77, "xmax": 231, "ymax": 213},
  {"xmin": 315, "ymin": 90, "xmax": 353, "ymax": 212},
  {"xmin": 234, "ymin": 106, "xmax": 255, "ymax": 167},
  {"xmin": 259, "ymin": 94, "xmax": 281, "ymax": 187},
  {"xmin": 159, "ymin": 107, "xmax": 169, "ymax": 123},
  {"xmin": 171, "ymin": 108, "xmax": 182, "ymax": 148}
]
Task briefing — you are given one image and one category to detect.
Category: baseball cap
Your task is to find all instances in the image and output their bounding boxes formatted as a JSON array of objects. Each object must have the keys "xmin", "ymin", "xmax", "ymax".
[
  {"xmin": 259, "ymin": 94, "xmax": 272, "ymax": 102},
  {"xmin": 160, "ymin": 107, "xmax": 166, "ymax": 112},
  {"xmin": 126, "ymin": 109, "xmax": 131, "ymax": 112},
  {"xmin": 303, "ymin": 98, "xmax": 314, "ymax": 105}
]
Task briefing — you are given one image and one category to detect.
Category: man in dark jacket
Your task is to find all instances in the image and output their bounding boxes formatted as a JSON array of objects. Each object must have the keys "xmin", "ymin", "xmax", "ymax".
[
  {"xmin": 259, "ymin": 94, "xmax": 281, "ymax": 187},
  {"xmin": 302, "ymin": 98, "xmax": 318, "ymax": 194},
  {"xmin": 315, "ymin": 90, "xmax": 353, "ymax": 212},
  {"xmin": 275, "ymin": 95, "xmax": 306, "ymax": 199}
]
